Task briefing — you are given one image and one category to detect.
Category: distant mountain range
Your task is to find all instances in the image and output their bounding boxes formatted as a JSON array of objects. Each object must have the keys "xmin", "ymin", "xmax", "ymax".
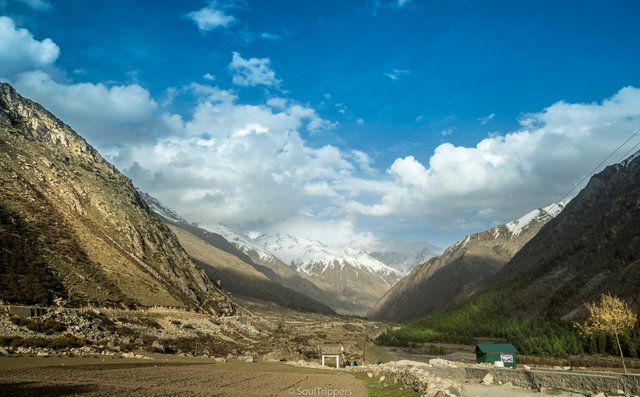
[
  {"xmin": 370, "ymin": 202, "xmax": 566, "ymax": 322},
  {"xmin": 141, "ymin": 192, "xmax": 402, "ymax": 315},
  {"xmin": 0, "ymin": 82, "xmax": 236, "ymax": 315},
  {"xmin": 255, "ymin": 233, "xmax": 401, "ymax": 314}
]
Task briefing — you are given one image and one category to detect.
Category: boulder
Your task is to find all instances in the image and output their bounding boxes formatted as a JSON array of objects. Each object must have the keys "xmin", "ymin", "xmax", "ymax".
[
  {"xmin": 482, "ymin": 373, "xmax": 494, "ymax": 386},
  {"xmin": 0, "ymin": 347, "xmax": 9, "ymax": 356},
  {"xmin": 151, "ymin": 340, "xmax": 165, "ymax": 353}
]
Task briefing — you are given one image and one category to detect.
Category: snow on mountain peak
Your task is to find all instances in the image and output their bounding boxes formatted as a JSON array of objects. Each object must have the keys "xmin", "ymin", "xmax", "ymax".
[
  {"xmin": 255, "ymin": 233, "xmax": 400, "ymax": 277},
  {"xmin": 136, "ymin": 189, "xmax": 188, "ymax": 224},
  {"xmin": 505, "ymin": 201, "xmax": 566, "ymax": 237}
]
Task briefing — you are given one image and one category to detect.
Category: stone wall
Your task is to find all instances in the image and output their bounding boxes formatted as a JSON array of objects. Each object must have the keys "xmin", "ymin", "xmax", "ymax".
[
  {"xmin": 351, "ymin": 359, "xmax": 640, "ymax": 397},
  {"xmin": 460, "ymin": 366, "xmax": 640, "ymax": 395}
]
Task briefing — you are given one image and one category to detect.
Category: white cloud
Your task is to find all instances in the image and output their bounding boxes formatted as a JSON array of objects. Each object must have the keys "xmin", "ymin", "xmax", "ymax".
[
  {"xmin": 186, "ymin": 2, "xmax": 235, "ymax": 32},
  {"xmin": 203, "ymin": 73, "xmax": 215, "ymax": 81},
  {"xmin": 347, "ymin": 87, "xmax": 640, "ymax": 226},
  {"xmin": 383, "ymin": 68, "xmax": 411, "ymax": 81},
  {"xmin": 229, "ymin": 52, "xmax": 281, "ymax": 87},
  {"xmin": 266, "ymin": 216, "xmax": 379, "ymax": 249},
  {"xmin": 112, "ymin": 84, "xmax": 349, "ymax": 230},
  {"xmin": 0, "ymin": 16, "xmax": 59, "ymax": 78},
  {"xmin": 479, "ymin": 112, "xmax": 496, "ymax": 125},
  {"xmin": 351, "ymin": 150, "xmax": 375, "ymax": 172},
  {"xmin": 13, "ymin": 70, "xmax": 158, "ymax": 145}
]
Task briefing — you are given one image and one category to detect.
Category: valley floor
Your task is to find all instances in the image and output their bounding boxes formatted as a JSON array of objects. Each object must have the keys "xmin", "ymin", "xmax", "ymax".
[
  {"xmin": 0, "ymin": 356, "xmax": 368, "ymax": 397},
  {"xmin": 0, "ymin": 355, "xmax": 610, "ymax": 397}
]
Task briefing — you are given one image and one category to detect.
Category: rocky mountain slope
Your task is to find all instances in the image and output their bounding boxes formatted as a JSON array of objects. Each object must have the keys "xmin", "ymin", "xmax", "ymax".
[
  {"xmin": 369, "ymin": 202, "xmax": 565, "ymax": 322},
  {"xmin": 257, "ymin": 234, "xmax": 401, "ymax": 315},
  {"xmin": 140, "ymin": 192, "xmax": 350, "ymax": 313},
  {"xmin": 163, "ymin": 221, "xmax": 335, "ymax": 314},
  {"xmin": 0, "ymin": 82, "xmax": 235, "ymax": 315},
  {"xmin": 493, "ymin": 151, "xmax": 640, "ymax": 318},
  {"xmin": 142, "ymin": 191, "xmax": 399, "ymax": 314}
]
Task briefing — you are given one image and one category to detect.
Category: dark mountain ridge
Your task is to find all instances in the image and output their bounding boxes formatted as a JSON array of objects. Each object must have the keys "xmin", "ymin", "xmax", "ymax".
[
  {"xmin": 0, "ymin": 82, "xmax": 236, "ymax": 315},
  {"xmin": 495, "ymin": 151, "xmax": 640, "ymax": 319}
]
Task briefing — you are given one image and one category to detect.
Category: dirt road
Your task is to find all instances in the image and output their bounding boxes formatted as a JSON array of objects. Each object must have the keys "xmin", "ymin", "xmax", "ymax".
[{"xmin": 0, "ymin": 356, "xmax": 367, "ymax": 397}]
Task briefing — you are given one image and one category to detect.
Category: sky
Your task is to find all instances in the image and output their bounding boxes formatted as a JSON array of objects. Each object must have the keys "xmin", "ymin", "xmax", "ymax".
[{"xmin": 1, "ymin": 0, "xmax": 640, "ymax": 251}]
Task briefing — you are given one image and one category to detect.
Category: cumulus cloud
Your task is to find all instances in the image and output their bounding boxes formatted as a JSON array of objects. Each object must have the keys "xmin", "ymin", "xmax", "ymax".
[
  {"xmin": 265, "ymin": 216, "xmax": 379, "ymax": 249},
  {"xmin": 347, "ymin": 87, "xmax": 640, "ymax": 226},
  {"xmin": 0, "ymin": 16, "xmax": 59, "ymax": 78},
  {"xmin": 229, "ymin": 52, "xmax": 281, "ymax": 87},
  {"xmin": 0, "ymin": 16, "xmax": 158, "ymax": 146},
  {"xmin": 13, "ymin": 70, "xmax": 158, "ymax": 145},
  {"xmin": 111, "ymin": 84, "xmax": 349, "ymax": 231},
  {"xmin": 186, "ymin": 2, "xmax": 235, "ymax": 32}
]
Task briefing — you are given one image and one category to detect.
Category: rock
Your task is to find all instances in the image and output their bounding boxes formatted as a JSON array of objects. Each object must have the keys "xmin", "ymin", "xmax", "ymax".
[
  {"xmin": 151, "ymin": 340, "xmax": 165, "ymax": 353},
  {"xmin": 122, "ymin": 352, "xmax": 136, "ymax": 359},
  {"xmin": 0, "ymin": 347, "xmax": 9, "ymax": 356},
  {"xmin": 214, "ymin": 357, "xmax": 226, "ymax": 363},
  {"xmin": 226, "ymin": 353, "xmax": 234, "ymax": 360},
  {"xmin": 37, "ymin": 351, "xmax": 50, "ymax": 357},
  {"xmin": 523, "ymin": 365, "xmax": 531, "ymax": 370},
  {"xmin": 134, "ymin": 338, "xmax": 144, "ymax": 346},
  {"xmin": 367, "ymin": 372, "xmax": 373, "ymax": 378},
  {"xmin": 434, "ymin": 391, "xmax": 445, "ymax": 397},
  {"xmin": 379, "ymin": 375, "xmax": 385, "ymax": 382},
  {"xmin": 106, "ymin": 340, "xmax": 116, "ymax": 350},
  {"xmin": 594, "ymin": 393, "xmax": 605, "ymax": 397},
  {"xmin": 482, "ymin": 373, "xmax": 494, "ymax": 386}
]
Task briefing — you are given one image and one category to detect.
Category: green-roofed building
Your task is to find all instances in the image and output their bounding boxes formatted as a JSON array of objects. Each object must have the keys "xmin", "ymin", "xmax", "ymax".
[{"xmin": 475, "ymin": 343, "xmax": 518, "ymax": 368}]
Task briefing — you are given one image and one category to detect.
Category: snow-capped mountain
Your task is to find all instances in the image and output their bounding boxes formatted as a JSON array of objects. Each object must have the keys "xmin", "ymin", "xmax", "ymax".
[
  {"xmin": 503, "ymin": 202, "xmax": 565, "ymax": 238},
  {"xmin": 370, "ymin": 201, "xmax": 567, "ymax": 322},
  {"xmin": 255, "ymin": 233, "xmax": 401, "ymax": 315},
  {"xmin": 206, "ymin": 223, "xmax": 277, "ymax": 262},
  {"xmin": 255, "ymin": 233, "xmax": 399, "ymax": 279},
  {"xmin": 138, "ymin": 190, "xmax": 402, "ymax": 314},
  {"xmin": 137, "ymin": 189, "xmax": 188, "ymax": 224}
]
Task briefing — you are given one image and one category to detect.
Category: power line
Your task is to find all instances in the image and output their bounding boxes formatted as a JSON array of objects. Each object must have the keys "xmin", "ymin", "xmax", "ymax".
[
  {"xmin": 547, "ymin": 128, "xmax": 640, "ymax": 213},
  {"xmin": 615, "ymin": 139, "xmax": 640, "ymax": 165}
]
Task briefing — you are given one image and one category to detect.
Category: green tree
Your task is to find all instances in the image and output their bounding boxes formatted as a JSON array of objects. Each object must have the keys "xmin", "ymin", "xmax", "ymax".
[{"xmin": 576, "ymin": 293, "xmax": 637, "ymax": 373}]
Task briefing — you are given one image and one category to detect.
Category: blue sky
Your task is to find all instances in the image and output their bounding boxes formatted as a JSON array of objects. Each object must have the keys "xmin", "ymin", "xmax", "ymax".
[{"xmin": 1, "ymin": 0, "xmax": 640, "ymax": 251}]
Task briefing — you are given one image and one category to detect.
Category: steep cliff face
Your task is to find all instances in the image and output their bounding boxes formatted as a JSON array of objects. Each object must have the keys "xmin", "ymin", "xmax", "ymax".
[
  {"xmin": 0, "ymin": 82, "xmax": 235, "ymax": 314},
  {"xmin": 369, "ymin": 203, "xmax": 564, "ymax": 322},
  {"xmin": 495, "ymin": 151, "xmax": 640, "ymax": 319}
]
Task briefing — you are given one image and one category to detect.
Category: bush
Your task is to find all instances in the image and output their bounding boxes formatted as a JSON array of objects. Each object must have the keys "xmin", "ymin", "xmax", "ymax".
[{"xmin": 10, "ymin": 317, "xmax": 65, "ymax": 334}]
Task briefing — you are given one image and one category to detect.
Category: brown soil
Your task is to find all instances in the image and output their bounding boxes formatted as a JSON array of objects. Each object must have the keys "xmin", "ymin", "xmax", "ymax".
[{"xmin": 0, "ymin": 356, "xmax": 367, "ymax": 397}]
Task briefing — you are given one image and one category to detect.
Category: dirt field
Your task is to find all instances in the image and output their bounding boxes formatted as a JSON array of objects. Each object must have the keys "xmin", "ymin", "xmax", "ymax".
[{"xmin": 0, "ymin": 356, "xmax": 367, "ymax": 397}]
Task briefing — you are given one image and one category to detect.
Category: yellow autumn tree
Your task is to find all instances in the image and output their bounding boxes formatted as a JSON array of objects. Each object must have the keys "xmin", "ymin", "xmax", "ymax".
[{"xmin": 576, "ymin": 293, "xmax": 637, "ymax": 373}]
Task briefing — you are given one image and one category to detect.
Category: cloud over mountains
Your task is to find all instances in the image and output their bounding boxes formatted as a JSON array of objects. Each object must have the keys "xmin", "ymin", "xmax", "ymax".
[{"xmin": 1, "ymin": 14, "xmax": 639, "ymax": 248}]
